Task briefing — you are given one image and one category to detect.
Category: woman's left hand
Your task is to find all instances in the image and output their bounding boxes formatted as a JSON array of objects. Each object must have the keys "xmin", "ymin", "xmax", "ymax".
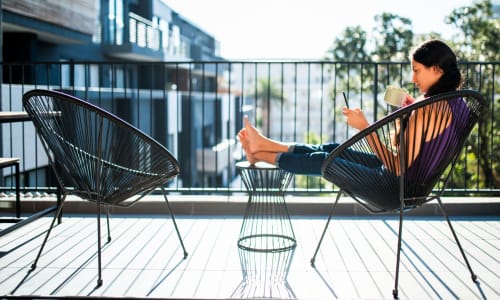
[{"xmin": 401, "ymin": 94, "xmax": 416, "ymax": 107}]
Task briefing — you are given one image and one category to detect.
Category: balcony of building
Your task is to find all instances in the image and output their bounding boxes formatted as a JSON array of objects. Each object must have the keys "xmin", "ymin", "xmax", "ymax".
[
  {"xmin": 0, "ymin": 60, "xmax": 498, "ymax": 299},
  {"xmin": 102, "ymin": 11, "xmax": 165, "ymax": 61}
]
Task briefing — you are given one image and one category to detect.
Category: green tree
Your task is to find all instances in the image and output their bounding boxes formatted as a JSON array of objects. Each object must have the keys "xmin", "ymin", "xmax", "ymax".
[
  {"xmin": 445, "ymin": 0, "xmax": 500, "ymax": 61},
  {"xmin": 445, "ymin": 0, "xmax": 500, "ymax": 188},
  {"xmin": 321, "ymin": 2, "xmax": 498, "ymax": 190},
  {"xmin": 325, "ymin": 13, "xmax": 414, "ymax": 120},
  {"xmin": 324, "ymin": 26, "xmax": 371, "ymax": 103},
  {"xmin": 324, "ymin": 25, "xmax": 370, "ymax": 62},
  {"xmin": 371, "ymin": 13, "xmax": 414, "ymax": 61},
  {"xmin": 371, "ymin": 13, "xmax": 414, "ymax": 106}
]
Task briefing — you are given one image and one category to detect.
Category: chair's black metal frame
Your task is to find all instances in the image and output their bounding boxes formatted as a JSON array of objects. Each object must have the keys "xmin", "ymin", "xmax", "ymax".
[
  {"xmin": 309, "ymin": 90, "xmax": 485, "ymax": 298},
  {"xmin": 23, "ymin": 89, "xmax": 188, "ymax": 286}
]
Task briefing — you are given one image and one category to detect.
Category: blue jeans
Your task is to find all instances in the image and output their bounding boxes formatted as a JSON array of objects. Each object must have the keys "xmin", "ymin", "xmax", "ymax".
[
  {"xmin": 277, "ymin": 143, "xmax": 384, "ymax": 176},
  {"xmin": 278, "ymin": 143, "xmax": 399, "ymax": 210}
]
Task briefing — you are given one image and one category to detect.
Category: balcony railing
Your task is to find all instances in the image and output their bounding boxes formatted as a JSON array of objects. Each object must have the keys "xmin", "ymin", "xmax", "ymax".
[
  {"xmin": 128, "ymin": 12, "xmax": 162, "ymax": 51},
  {"xmin": 1, "ymin": 61, "xmax": 498, "ymax": 196}
]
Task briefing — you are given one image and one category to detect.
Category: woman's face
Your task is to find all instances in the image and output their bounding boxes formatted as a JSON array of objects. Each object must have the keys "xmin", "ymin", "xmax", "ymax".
[{"xmin": 411, "ymin": 59, "xmax": 443, "ymax": 94}]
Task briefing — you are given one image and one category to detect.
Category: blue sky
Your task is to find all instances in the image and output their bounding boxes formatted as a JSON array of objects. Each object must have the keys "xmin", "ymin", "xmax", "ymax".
[{"xmin": 163, "ymin": 0, "xmax": 489, "ymax": 59}]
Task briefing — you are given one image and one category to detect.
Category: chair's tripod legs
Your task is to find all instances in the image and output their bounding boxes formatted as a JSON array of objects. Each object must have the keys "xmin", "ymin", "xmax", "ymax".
[
  {"xmin": 310, "ymin": 191, "xmax": 342, "ymax": 266},
  {"xmin": 31, "ymin": 195, "xmax": 67, "ymax": 270},
  {"xmin": 96, "ymin": 201, "xmax": 103, "ymax": 287},
  {"xmin": 56, "ymin": 185, "xmax": 63, "ymax": 225},
  {"xmin": 14, "ymin": 162, "xmax": 20, "ymax": 218},
  {"xmin": 393, "ymin": 203, "xmax": 404, "ymax": 299},
  {"xmin": 105, "ymin": 205, "xmax": 111, "ymax": 242},
  {"xmin": 161, "ymin": 187, "xmax": 188, "ymax": 258},
  {"xmin": 436, "ymin": 197, "xmax": 477, "ymax": 282}
]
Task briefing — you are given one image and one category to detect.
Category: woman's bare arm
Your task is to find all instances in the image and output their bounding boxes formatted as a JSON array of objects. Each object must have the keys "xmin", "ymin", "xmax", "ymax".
[
  {"xmin": 343, "ymin": 107, "xmax": 401, "ymax": 174},
  {"xmin": 343, "ymin": 101, "xmax": 451, "ymax": 176}
]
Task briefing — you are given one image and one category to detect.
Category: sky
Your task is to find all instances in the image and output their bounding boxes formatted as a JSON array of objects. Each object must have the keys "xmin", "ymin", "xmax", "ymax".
[{"xmin": 162, "ymin": 0, "xmax": 489, "ymax": 60}]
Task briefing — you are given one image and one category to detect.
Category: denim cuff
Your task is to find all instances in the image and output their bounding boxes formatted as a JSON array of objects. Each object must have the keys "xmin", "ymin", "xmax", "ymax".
[
  {"xmin": 275, "ymin": 152, "xmax": 282, "ymax": 167},
  {"xmin": 275, "ymin": 145, "xmax": 294, "ymax": 167}
]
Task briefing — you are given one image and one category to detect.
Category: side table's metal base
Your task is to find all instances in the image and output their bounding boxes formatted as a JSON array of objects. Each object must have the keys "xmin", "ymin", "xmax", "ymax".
[
  {"xmin": 233, "ymin": 244, "xmax": 297, "ymax": 299},
  {"xmin": 236, "ymin": 161, "xmax": 296, "ymax": 253},
  {"xmin": 238, "ymin": 233, "xmax": 296, "ymax": 253},
  {"xmin": 233, "ymin": 161, "xmax": 297, "ymax": 298}
]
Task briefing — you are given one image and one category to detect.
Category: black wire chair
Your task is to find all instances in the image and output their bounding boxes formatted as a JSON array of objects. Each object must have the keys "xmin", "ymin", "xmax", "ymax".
[
  {"xmin": 23, "ymin": 89, "xmax": 188, "ymax": 286},
  {"xmin": 310, "ymin": 90, "xmax": 485, "ymax": 298}
]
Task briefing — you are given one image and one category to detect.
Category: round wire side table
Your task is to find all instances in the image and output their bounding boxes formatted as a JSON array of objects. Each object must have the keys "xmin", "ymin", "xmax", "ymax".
[{"xmin": 236, "ymin": 161, "xmax": 297, "ymax": 253}]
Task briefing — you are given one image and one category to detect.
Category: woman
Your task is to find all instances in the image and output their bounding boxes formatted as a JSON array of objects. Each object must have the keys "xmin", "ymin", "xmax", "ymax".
[{"xmin": 238, "ymin": 39, "xmax": 464, "ymax": 176}]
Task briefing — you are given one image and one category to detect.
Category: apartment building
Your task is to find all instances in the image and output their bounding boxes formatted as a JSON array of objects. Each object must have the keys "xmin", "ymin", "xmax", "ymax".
[{"xmin": 1, "ymin": 0, "xmax": 240, "ymax": 189}]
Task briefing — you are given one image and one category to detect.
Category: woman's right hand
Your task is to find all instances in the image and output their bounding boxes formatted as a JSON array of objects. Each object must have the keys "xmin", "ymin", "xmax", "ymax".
[{"xmin": 342, "ymin": 107, "xmax": 370, "ymax": 131}]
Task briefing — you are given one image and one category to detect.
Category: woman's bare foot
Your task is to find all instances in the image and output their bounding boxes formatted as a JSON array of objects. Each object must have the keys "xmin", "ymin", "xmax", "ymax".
[
  {"xmin": 239, "ymin": 128, "xmax": 281, "ymax": 166},
  {"xmin": 238, "ymin": 128, "xmax": 258, "ymax": 164},
  {"xmin": 243, "ymin": 116, "xmax": 289, "ymax": 154},
  {"xmin": 242, "ymin": 116, "xmax": 265, "ymax": 154}
]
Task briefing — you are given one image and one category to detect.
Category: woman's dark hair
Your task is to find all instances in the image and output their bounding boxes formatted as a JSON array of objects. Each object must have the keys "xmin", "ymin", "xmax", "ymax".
[{"xmin": 411, "ymin": 39, "xmax": 463, "ymax": 97}]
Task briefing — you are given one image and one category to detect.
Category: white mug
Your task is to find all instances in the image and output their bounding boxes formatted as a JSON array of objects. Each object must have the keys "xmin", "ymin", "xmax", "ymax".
[{"xmin": 384, "ymin": 86, "xmax": 408, "ymax": 107}]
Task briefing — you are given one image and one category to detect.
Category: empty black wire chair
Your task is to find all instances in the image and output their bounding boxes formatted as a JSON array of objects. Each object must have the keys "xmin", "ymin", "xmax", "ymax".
[
  {"xmin": 23, "ymin": 89, "xmax": 188, "ymax": 286},
  {"xmin": 310, "ymin": 90, "xmax": 485, "ymax": 298}
]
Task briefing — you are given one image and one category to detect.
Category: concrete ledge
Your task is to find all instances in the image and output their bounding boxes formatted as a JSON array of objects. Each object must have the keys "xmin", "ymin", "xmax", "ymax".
[{"xmin": 1, "ymin": 194, "xmax": 499, "ymax": 217}]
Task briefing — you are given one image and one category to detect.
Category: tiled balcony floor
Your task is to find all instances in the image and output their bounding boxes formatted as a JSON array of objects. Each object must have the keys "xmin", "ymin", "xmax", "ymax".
[{"xmin": 0, "ymin": 211, "xmax": 498, "ymax": 299}]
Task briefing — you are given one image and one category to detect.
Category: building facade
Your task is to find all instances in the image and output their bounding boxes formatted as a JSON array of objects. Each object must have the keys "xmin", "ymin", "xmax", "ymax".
[{"xmin": 1, "ymin": 0, "xmax": 240, "ymax": 189}]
